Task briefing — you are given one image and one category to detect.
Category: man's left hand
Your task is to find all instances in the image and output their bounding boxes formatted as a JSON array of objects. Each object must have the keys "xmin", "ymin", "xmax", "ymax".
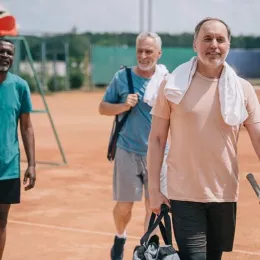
[{"xmin": 23, "ymin": 166, "xmax": 36, "ymax": 191}]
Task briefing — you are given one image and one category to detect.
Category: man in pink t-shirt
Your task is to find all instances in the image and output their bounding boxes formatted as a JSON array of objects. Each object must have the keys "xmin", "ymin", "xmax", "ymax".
[{"xmin": 147, "ymin": 17, "xmax": 260, "ymax": 260}]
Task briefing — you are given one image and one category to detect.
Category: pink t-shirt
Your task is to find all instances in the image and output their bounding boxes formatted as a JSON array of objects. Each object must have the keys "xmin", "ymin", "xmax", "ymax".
[{"xmin": 151, "ymin": 72, "xmax": 260, "ymax": 202}]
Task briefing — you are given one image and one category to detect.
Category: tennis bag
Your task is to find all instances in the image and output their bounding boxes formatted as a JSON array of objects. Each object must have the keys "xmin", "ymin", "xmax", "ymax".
[
  {"xmin": 133, "ymin": 204, "xmax": 180, "ymax": 260},
  {"xmin": 107, "ymin": 67, "xmax": 134, "ymax": 161}
]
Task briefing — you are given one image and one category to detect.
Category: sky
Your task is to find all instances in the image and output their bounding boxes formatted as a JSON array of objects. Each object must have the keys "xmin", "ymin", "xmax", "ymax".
[{"xmin": 1, "ymin": 0, "xmax": 260, "ymax": 36}]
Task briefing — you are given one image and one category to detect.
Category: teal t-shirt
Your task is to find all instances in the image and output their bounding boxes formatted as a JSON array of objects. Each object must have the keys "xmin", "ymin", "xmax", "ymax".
[
  {"xmin": 103, "ymin": 68, "xmax": 154, "ymax": 155},
  {"xmin": 0, "ymin": 72, "xmax": 33, "ymax": 180}
]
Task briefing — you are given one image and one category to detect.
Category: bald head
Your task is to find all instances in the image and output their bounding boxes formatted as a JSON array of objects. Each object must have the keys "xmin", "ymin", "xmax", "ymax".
[
  {"xmin": 194, "ymin": 17, "xmax": 231, "ymax": 41},
  {"xmin": 0, "ymin": 39, "xmax": 14, "ymax": 72}
]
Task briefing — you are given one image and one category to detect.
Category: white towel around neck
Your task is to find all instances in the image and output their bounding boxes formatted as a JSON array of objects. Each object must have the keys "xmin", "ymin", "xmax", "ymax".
[
  {"xmin": 143, "ymin": 64, "xmax": 169, "ymax": 107},
  {"xmin": 164, "ymin": 57, "xmax": 248, "ymax": 126}
]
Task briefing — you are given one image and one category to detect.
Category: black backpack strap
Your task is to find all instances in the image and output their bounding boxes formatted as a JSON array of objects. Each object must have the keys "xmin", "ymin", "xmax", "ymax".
[
  {"xmin": 125, "ymin": 67, "xmax": 134, "ymax": 94},
  {"xmin": 107, "ymin": 67, "xmax": 135, "ymax": 161},
  {"xmin": 115, "ymin": 67, "xmax": 134, "ymax": 123}
]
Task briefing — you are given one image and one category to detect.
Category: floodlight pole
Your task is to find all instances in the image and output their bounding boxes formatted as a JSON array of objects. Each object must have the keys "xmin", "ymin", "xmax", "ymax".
[
  {"xmin": 148, "ymin": 0, "xmax": 152, "ymax": 32},
  {"xmin": 139, "ymin": 0, "xmax": 144, "ymax": 32}
]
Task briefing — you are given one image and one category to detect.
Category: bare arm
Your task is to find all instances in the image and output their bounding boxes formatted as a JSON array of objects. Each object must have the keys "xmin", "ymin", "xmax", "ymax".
[
  {"xmin": 245, "ymin": 122, "xmax": 260, "ymax": 160},
  {"xmin": 99, "ymin": 101, "xmax": 130, "ymax": 116},
  {"xmin": 99, "ymin": 94, "xmax": 138, "ymax": 116},
  {"xmin": 147, "ymin": 115, "xmax": 171, "ymax": 213},
  {"xmin": 20, "ymin": 113, "xmax": 36, "ymax": 190}
]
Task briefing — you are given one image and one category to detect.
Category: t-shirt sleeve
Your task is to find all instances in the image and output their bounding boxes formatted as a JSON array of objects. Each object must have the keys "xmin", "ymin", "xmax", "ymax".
[
  {"xmin": 243, "ymin": 81, "xmax": 260, "ymax": 125},
  {"xmin": 20, "ymin": 80, "xmax": 33, "ymax": 114},
  {"xmin": 103, "ymin": 75, "xmax": 119, "ymax": 103},
  {"xmin": 151, "ymin": 80, "xmax": 171, "ymax": 120}
]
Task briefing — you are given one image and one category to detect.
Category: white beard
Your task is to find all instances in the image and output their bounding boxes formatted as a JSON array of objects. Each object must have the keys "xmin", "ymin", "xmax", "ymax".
[{"xmin": 137, "ymin": 60, "xmax": 157, "ymax": 71}]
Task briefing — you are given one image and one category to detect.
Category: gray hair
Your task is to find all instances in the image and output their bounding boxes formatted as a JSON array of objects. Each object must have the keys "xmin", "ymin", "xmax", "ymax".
[{"xmin": 136, "ymin": 32, "xmax": 162, "ymax": 49}]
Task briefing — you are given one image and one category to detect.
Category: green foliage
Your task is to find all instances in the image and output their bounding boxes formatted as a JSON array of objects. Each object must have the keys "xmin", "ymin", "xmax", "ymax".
[
  {"xmin": 19, "ymin": 72, "xmax": 38, "ymax": 93},
  {"xmin": 69, "ymin": 71, "xmax": 84, "ymax": 89},
  {"xmin": 47, "ymin": 76, "xmax": 66, "ymax": 92}
]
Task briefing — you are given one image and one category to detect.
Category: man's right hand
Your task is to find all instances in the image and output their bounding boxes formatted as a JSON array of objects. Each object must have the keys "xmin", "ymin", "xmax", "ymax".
[
  {"xmin": 149, "ymin": 190, "xmax": 171, "ymax": 215},
  {"xmin": 125, "ymin": 93, "xmax": 139, "ymax": 109}
]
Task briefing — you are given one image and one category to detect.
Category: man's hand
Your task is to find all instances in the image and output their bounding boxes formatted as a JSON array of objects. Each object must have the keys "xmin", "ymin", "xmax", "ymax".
[
  {"xmin": 149, "ymin": 190, "xmax": 171, "ymax": 215},
  {"xmin": 125, "ymin": 94, "xmax": 138, "ymax": 109},
  {"xmin": 23, "ymin": 166, "xmax": 36, "ymax": 191}
]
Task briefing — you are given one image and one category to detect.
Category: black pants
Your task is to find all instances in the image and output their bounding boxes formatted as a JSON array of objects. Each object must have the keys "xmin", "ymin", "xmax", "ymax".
[{"xmin": 170, "ymin": 200, "xmax": 237, "ymax": 260}]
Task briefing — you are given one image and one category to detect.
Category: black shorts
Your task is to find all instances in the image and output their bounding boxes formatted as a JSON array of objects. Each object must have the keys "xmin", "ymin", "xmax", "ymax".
[
  {"xmin": 0, "ymin": 178, "xmax": 21, "ymax": 204},
  {"xmin": 170, "ymin": 200, "xmax": 236, "ymax": 256}
]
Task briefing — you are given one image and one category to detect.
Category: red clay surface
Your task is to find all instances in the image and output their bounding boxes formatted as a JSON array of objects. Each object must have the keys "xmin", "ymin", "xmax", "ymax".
[{"xmin": 3, "ymin": 89, "xmax": 260, "ymax": 260}]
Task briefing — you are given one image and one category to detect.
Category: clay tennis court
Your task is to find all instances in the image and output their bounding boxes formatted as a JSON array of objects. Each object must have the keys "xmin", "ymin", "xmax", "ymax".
[{"xmin": 3, "ymin": 89, "xmax": 260, "ymax": 260}]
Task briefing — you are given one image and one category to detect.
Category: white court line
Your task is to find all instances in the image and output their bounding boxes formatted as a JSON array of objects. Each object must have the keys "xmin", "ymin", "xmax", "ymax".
[
  {"xmin": 9, "ymin": 220, "xmax": 260, "ymax": 256},
  {"xmin": 9, "ymin": 220, "xmax": 140, "ymax": 239}
]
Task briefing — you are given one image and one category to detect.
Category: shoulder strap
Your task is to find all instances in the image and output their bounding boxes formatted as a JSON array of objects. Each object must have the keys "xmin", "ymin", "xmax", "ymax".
[
  {"xmin": 115, "ymin": 67, "xmax": 134, "ymax": 123},
  {"xmin": 125, "ymin": 67, "xmax": 134, "ymax": 94}
]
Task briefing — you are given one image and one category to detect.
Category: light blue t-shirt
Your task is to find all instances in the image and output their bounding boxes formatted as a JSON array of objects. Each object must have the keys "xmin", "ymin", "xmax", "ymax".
[
  {"xmin": 103, "ymin": 68, "xmax": 153, "ymax": 155},
  {"xmin": 0, "ymin": 72, "xmax": 33, "ymax": 180}
]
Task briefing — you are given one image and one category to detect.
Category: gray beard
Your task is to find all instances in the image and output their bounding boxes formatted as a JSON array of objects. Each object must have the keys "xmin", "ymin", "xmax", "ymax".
[{"xmin": 0, "ymin": 65, "xmax": 9, "ymax": 72}]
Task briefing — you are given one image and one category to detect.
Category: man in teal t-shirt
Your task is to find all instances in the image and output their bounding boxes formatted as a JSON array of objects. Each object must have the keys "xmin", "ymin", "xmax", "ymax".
[
  {"xmin": 0, "ymin": 38, "xmax": 36, "ymax": 260},
  {"xmin": 99, "ymin": 32, "xmax": 169, "ymax": 260}
]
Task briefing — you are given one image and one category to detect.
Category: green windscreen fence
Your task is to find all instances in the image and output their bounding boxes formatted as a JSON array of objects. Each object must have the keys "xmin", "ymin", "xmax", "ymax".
[
  {"xmin": 160, "ymin": 48, "xmax": 196, "ymax": 72},
  {"xmin": 91, "ymin": 46, "xmax": 196, "ymax": 85}
]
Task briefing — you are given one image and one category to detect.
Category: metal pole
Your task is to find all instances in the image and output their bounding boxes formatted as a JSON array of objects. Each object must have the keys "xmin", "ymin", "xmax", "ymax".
[
  {"xmin": 148, "ymin": 0, "xmax": 152, "ymax": 32},
  {"xmin": 87, "ymin": 39, "xmax": 92, "ymax": 90},
  {"xmin": 22, "ymin": 37, "xmax": 68, "ymax": 165},
  {"xmin": 64, "ymin": 42, "xmax": 70, "ymax": 90},
  {"xmin": 13, "ymin": 39, "xmax": 21, "ymax": 74},
  {"xmin": 41, "ymin": 41, "xmax": 46, "ymax": 91},
  {"xmin": 139, "ymin": 0, "xmax": 144, "ymax": 32},
  {"xmin": 53, "ymin": 50, "xmax": 57, "ymax": 91}
]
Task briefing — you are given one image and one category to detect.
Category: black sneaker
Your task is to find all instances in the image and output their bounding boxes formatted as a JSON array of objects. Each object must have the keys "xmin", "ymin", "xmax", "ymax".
[{"xmin": 110, "ymin": 236, "xmax": 126, "ymax": 260}]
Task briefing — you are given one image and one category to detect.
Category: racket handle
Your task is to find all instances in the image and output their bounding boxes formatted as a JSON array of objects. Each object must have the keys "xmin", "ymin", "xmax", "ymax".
[{"xmin": 246, "ymin": 173, "xmax": 260, "ymax": 199}]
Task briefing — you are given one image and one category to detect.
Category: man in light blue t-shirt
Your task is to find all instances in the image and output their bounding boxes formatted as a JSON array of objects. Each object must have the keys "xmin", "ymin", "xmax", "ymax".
[
  {"xmin": 99, "ymin": 32, "xmax": 168, "ymax": 260},
  {"xmin": 0, "ymin": 38, "xmax": 36, "ymax": 260}
]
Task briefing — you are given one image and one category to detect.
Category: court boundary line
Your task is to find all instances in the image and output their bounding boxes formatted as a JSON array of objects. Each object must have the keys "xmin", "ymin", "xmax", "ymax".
[{"xmin": 9, "ymin": 219, "xmax": 260, "ymax": 256}]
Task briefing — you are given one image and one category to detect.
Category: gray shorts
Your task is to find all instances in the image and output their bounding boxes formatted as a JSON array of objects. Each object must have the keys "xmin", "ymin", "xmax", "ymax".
[{"xmin": 113, "ymin": 147, "xmax": 168, "ymax": 202}]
